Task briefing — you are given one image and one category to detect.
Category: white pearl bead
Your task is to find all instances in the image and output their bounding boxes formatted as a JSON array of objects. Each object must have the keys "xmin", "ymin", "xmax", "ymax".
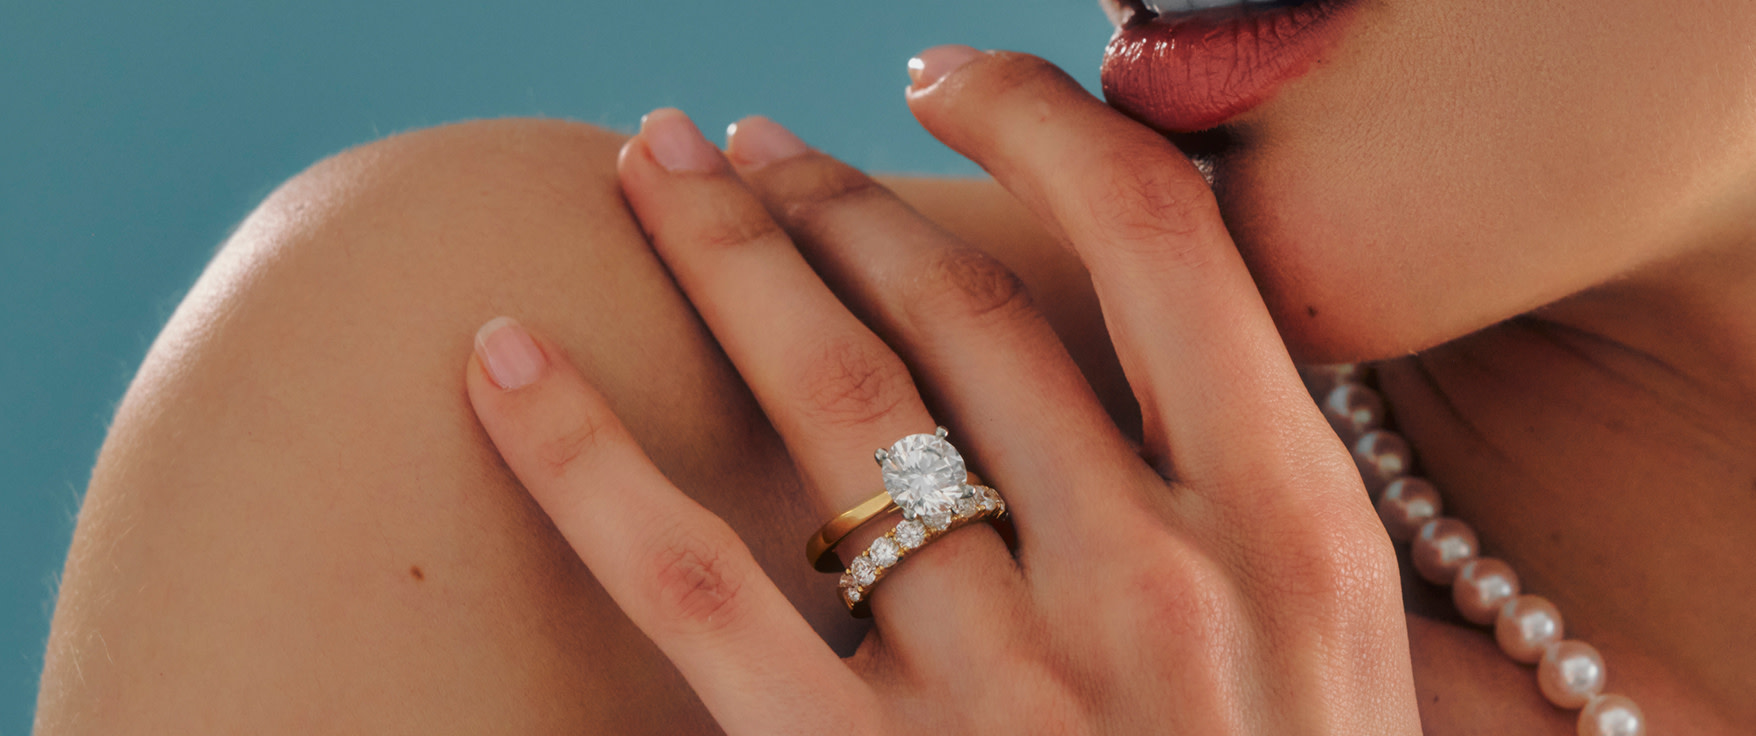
[
  {"xmin": 1352, "ymin": 429, "xmax": 1413, "ymax": 496},
  {"xmin": 1321, "ymin": 382, "xmax": 1385, "ymax": 444},
  {"xmin": 1452, "ymin": 557, "xmax": 1520, "ymax": 625},
  {"xmin": 1496, "ymin": 594, "xmax": 1565, "ymax": 663},
  {"xmin": 1377, "ymin": 477, "xmax": 1443, "ymax": 542},
  {"xmin": 1412, "ymin": 517, "xmax": 1479, "ymax": 585},
  {"xmin": 1299, "ymin": 363, "xmax": 1371, "ymax": 398},
  {"xmin": 1577, "ymin": 693, "xmax": 1644, "ymax": 736},
  {"xmin": 1540, "ymin": 640, "xmax": 1606, "ymax": 709}
]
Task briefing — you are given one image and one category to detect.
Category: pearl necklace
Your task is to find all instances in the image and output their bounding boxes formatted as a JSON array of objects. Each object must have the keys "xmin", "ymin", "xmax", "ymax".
[{"xmin": 1302, "ymin": 364, "xmax": 1647, "ymax": 736}]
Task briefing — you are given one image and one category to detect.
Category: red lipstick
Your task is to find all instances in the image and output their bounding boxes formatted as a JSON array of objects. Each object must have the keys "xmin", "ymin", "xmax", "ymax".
[{"xmin": 1101, "ymin": 0, "xmax": 1359, "ymax": 133}]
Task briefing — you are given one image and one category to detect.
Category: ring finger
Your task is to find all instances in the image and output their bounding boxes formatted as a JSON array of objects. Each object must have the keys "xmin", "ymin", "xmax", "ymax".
[
  {"xmin": 616, "ymin": 109, "xmax": 1021, "ymax": 652},
  {"xmin": 722, "ymin": 117, "xmax": 1154, "ymax": 567}
]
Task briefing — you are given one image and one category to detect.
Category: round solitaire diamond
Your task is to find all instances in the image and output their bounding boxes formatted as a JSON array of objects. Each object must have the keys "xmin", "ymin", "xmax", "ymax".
[
  {"xmin": 880, "ymin": 431, "xmax": 969, "ymax": 519},
  {"xmin": 850, "ymin": 556, "xmax": 877, "ymax": 586},
  {"xmin": 893, "ymin": 520, "xmax": 926, "ymax": 550},
  {"xmin": 868, "ymin": 537, "xmax": 899, "ymax": 567}
]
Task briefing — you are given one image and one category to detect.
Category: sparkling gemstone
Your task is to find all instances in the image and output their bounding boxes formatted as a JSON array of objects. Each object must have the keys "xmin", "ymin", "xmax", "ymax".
[
  {"xmin": 955, "ymin": 496, "xmax": 978, "ymax": 517},
  {"xmin": 880, "ymin": 432, "xmax": 969, "ymax": 518},
  {"xmin": 868, "ymin": 537, "xmax": 899, "ymax": 567},
  {"xmin": 844, "ymin": 587, "xmax": 862, "ymax": 604},
  {"xmin": 925, "ymin": 510, "xmax": 952, "ymax": 531},
  {"xmin": 838, "ymin": 572, "xmax": 854, "ymax": 589},
  {"xmin": 850, "ymin": 556, "xmax": 877, "ymax": 586},
  {"xmin": 893, "ymin": 520, "xmax": 926, "ymax": 550}
]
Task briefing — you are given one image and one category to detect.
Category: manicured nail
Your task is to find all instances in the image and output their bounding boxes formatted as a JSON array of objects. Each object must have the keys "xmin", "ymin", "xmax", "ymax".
[
  {"xmin": 640, "ymin": 108, "xmax": 724, "ymax": 173},
  {"xmin": 725, "ymin": 116, "xmax": 809, "ymax": 169},
  {"xmin": 475, "ymin": 316, "xmax": 546, "ymax": 390},
  {"xmin": 907, "ymin": 45, "xmax": 983, "ymax": 89}
]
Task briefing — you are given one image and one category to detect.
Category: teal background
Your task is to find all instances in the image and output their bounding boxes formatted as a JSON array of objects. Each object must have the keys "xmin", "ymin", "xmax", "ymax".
[{"xmin": 0, "ymin": 1, "xmax": 1110, "ymax": 730}]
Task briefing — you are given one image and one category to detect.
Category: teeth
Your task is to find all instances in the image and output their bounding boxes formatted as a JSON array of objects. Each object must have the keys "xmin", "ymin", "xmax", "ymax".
[{"xmin": 1143, "ymin": 0, "xmax": 1283, "ymax": 14}]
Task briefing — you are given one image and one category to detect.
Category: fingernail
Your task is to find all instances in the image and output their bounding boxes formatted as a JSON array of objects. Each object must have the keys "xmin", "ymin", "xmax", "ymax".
[
  {"xmin": 639, "ymin": 108, "xmax": 724, "ymax": 173},
  {"xmin": 907, "ymin": 45, "xmax": 983, "ymax": 89},
  {"xmin": 475, "ymin": 316, "xmax": 547, "ymax": 390},
  {"xmin": 725, "ymin": 116, "xmax": 809, "ymax": 169}
]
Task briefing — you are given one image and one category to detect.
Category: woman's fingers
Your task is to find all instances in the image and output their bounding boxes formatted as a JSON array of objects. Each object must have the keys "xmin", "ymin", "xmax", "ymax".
[
  {"xmin": 620, "ymin": 109, "xmax": 936, "ymax": 516},
  {"xmin": 905, "ymin": 48, "xmax": 1338, "ymax": 488},
  {"xmin": 464, "ymin": 317, "xmax": 868, "ymax": 733},
  {"xmin": 723, "ymin": 116, "xmax": 1150, "ymax": 557},
  {"xmin": 615, "ymin": 110, "xmax": 1023, "ymax": 650}
]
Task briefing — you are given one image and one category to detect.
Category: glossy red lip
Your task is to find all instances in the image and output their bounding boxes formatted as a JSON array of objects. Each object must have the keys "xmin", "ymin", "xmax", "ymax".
[{"xmin": 1101, "ymin": 0, "xmax": 1358, "ymax": 133}]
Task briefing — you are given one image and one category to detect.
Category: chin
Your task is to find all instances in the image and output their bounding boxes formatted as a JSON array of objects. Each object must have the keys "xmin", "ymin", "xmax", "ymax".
[
  {"xmin": 1182, "ymin": 137, "xmax": 1444, "ymax": 366},
  {"xmin": 1101, "ymin": 0, "xmax": 1756, "ymax": 367}
]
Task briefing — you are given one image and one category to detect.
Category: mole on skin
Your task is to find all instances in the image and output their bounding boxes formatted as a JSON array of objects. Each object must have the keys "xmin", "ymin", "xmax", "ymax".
[{"xmin": 409, "ymin": 565, "xmax": 425, "ymax": 582}]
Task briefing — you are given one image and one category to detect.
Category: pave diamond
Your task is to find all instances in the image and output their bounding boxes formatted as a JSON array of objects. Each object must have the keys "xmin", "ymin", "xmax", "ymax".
[
  {"xmin": 977, "ymin": 486, "xmax": 1002, "ymax": 511},
  {"xmin": 879, "ymin": 431, "xmax": 970, "ymax": 519},
  {"xmin": 893, "ymin": 520, "xmax": 926, "ymax": 550},
  {"xmin": 850, "ymin": 556, "xmax": 877, "ymax": 586},
  {"xmin": 868, "ymin": 537, "xmax": 899, "ymax": 567},
  {"xmin": 954, "ymin": 496, "xmax": 978, "ymax": 517},
  {"xmin": 924, "ymin": 510, "xmax": 952, "ymax": 532}
]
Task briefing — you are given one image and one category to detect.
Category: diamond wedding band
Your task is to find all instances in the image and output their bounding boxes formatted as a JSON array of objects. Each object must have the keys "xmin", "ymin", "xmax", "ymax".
[{"xmin": 810, "ymin": 427, "xmax": 1009, "ymax": 617}]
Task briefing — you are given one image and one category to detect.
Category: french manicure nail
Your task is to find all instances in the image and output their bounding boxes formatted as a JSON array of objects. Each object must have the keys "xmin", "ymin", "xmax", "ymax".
[
  {"xmin": 726, "ymin": 116, "xmax": 809, "ymax": 168},
  {"xmin": 907, "ymin": 45, "xmax": 984, "ymax": 89},
  {"xmin": 640, "ymin": 108, "xmax": 724, "ymax": 173},
  {"xmin": 475, "ymin": 316, "xmax": 547, "ymax": 390}
]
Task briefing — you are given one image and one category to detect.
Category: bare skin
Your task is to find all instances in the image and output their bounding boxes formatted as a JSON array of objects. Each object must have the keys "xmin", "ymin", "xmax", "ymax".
[{"xmin": 32, "ymin": 100, "xmax": 1756, "ymax": 732}]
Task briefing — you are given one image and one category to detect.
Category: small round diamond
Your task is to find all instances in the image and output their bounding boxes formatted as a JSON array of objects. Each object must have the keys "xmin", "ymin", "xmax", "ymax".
[
  {"xmin": 925, "ymin": 510, "xmax": 952, "ymax": 531},
  {"xmin": 893, "ymin": 520, "xmax": 926, "ymax": 550},
  {"xmin": 839, "ymin": 571, "xmax": 854, "ymax": 589},
  {"xmin": 954, "ymin": 495, "xmax": 978, "ymax": 517},
  {"xmin": 850, "ymin": 556, "xmax": 877, "ymax": 586},
  {"xmin": 844, "ymin": 587, "xmax": 862, "ymax": 604},
  {"xmin": 868, "ymin": 537, "xmax": 899, "ymax": 567}
]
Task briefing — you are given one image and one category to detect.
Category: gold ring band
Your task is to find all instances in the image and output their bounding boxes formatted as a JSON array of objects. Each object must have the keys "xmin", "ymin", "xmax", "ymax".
[
  {"xmin": 839, "ymin": 485, "xmax": 1007, "ymax": 618},
  {"xmin": 805, "ymin": 491, "xmax": 899, "ymax": 572}
]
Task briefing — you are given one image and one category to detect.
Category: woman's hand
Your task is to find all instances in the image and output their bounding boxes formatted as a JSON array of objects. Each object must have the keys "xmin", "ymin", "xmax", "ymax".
[{"xmin": 464, "ymin": 47, "xmax": 1419, "ymax": 734}]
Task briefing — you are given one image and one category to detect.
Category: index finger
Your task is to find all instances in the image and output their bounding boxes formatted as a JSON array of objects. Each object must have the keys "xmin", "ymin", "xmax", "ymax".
[
  {"xmin": 905, "ymin": 47, "xmax": 1337, "ymax": 486},
  {"xmin": 464, "ymin": 318, "xmax": 872, "ymax": 732}
]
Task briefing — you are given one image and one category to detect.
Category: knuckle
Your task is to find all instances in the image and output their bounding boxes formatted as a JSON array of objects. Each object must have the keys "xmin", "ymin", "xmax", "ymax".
[
  {"xmin": 1080, "ymin": 161, "xmax": 1222, "ymax": 264},
  {"xmin": 532, "ymin": 406, "xmax": 610, "ymax": 480},
  {"xmin": 794, "ymin": 337, "xmax": 917, "ymax": 431},
  {"xmin": 980, "ymin": 52, "xmax": 1080, "ymax": 108},
  {"xmin": 692, "ymin": 200, "xmax": 788, "ymax": 252},
  {"xmin": 641, "ymin": 520, "xmax": 750, "ymax": 633},
  {"xmin": 768, "ymin": 157, "xmax": 886, "ymax": 226},
  {"xmin": 906, "ymin": 248, "xmax": 1035, "ymax": 327},
  {"xmin": 1124, "ymin": 540, "xmax": 1239, "ymax": 640},
  {"xmin": 1248, "ymin": 508, "xmax": 1401, "ymax": 610}
]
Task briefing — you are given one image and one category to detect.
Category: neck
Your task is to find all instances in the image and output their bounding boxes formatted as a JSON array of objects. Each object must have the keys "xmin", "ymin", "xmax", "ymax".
[{"xmin": 1379, "ymin": 233, "xmax": 1756, "ymax": 728}]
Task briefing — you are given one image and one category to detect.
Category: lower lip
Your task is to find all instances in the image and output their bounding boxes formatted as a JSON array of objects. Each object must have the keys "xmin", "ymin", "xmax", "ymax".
[{"xmin": 1101, "ymin": 0, "xmax": 1358, "ymax": 133}]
